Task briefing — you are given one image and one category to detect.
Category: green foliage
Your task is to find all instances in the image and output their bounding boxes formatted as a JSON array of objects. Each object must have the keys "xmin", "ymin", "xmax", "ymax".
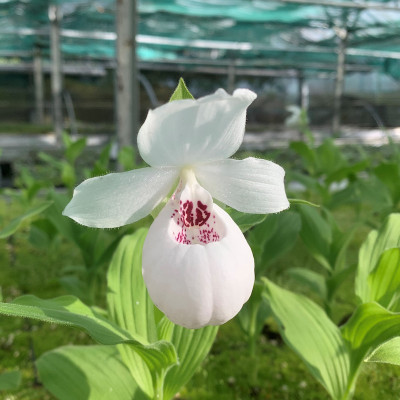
[
  {"xmin": 37, "ymin": 345, "xmax": 146, "ymax": 400},
  {"xmin": 264, "ymin": 209, "xmax": 400, "ymax": 400},
  {"xmin": 107, "ymin": 230, "xmax": 157, "ymax": 397},
  {"xmin": 0, "ymin": 201, "xmax": 53, "ymax": 239},
  {"xmin": 373, "ymin": 162, "xmax": 400, "ymax": 209},
  {"xmin": 224, "ymin": 206, "xmax": 267, "ymax": 233},
  {"xmin": 5, "ymin": 229, "xmax": 218, "ymax": 400},
  {"xmin": 263, "ymin": 278, "xmax": 351, "ymax": 400},
  {"xmin": 355, "ymin": 213, "xmax": 400, "ymax": 306},
  {"xmin": 247, "ymin": 211, "xmax": 301, "ymax": 274},
  {"xmin": 365, "ymin": 337, "xmax": 400, "ymax": 366},
  {"xmin": 107, "ymin": 229, "xmax": 218, "ymax": 399},
  {"xmin": 0, "ymin": 370, "xmax": 21, "ymax": 391},
  {"xmin": 342, "ymin": 302, "xmax": 400, "ymax": 373},
  {"xmin": 169, "ymin": 78, "xmax": 194, "ymax": 101},
  {"xmin": 293, "ymin": 205, "xmax": 358, "ymax": 313},
  {"xmin": 118, "ymin": 145, "xmax": 137, "ymax": 171},
  {"xmin": 0, "ymin": 295, "xmax": 177, "ymax": 373}
]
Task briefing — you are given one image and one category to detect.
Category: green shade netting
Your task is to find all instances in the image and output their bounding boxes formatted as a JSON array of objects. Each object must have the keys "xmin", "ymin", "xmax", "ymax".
[{"xmin": 0, "ymin": 0, "xmax": 399, "ymax": 77}]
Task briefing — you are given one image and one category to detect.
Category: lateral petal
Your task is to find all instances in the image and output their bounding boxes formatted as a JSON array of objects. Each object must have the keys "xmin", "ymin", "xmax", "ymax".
[
  {"xmin": 195, "ymin": 157, "xmax": 289, "ymax": 214},
  {"xmin": 142, "ymin": 202, "xmax": 254, "ymax": 329},
  {"xmin": 63, "ymin": 167, "xmax": 179, "ymax": 228},
  {"xmin": 137, "ymin": 88, "xmax": 257, "ymax": 167}
]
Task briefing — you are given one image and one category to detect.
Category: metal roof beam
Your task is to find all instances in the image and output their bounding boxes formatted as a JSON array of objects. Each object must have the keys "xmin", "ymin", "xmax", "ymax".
[
  {"xmin": 2, "ymin": 27, "xmax": 400, "ymax": 60},
  {"xmin": 279, "ymin": 0, "xmax": 400, "ymax": 12}
]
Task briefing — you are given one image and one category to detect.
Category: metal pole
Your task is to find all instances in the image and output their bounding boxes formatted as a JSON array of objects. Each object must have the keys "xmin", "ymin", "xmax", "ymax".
[
  {"xmin": 227, "ymin": 61, "xmax": 236, "ymax": 94},
  {"xmin": 333, "ymin": 28, "xmax": 348, "ymax": 135},
  {"xmin": 116, "ymin": 0, "xmax": 139, "ymax": 149},
  {"xmin": 279, "ymin": 0, "xmax": 400, "ymax": 11},
  {"xmin": 49, "ymin": 5, "xmax": 63, "ymax": 144},
  {"xmin": 33, "ymin": 47, "xmax": 44, "ymax": 124}
]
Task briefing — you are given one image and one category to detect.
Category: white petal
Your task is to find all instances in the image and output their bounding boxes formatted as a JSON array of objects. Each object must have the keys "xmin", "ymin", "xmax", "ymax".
[
  {"xmin": 142, "ymin": 202, "xmax": 254, "ymax": 329},
  {"xmin": 137, "ymin": 88, "xmax": 257, "ymax": 167},
  {"xmin": 194, "ymin": 157, "xmax": 290, "ymax": 214},
  {"xmin": 63, "ymin": 167, "xmax": 179, "ymax": 228}
]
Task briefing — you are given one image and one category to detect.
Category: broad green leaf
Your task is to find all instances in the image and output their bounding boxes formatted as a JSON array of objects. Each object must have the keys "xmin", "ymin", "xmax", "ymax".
[
  {"xmin": 355, "ymin": 214, "xmax": 400, "ymax": 303},
  {"xmin": 169, "ymin": 78, "xmax": 194, "ymax": 101},
  {"xmin": 366, "ymin": 248, "xmax": 400, "ymax": 311},
  {"xmin": 90, "ymin": 142, "xmax": 112, "ymax": 177},
  {"xmin": 298, "ymin": 205, "xmax": 332, "ymax": 271},
  {"xmin": 28, "ymin": 218, "xmax": 58, "ymax": 249},
  {"xmin": 107, "ymin": 229, "xmax": 156, "ymax": 397},
  {"xmin": 0, "ymin": 201, "xmax": 53, "ymax": 239},
  {"xmin": 288, "ymin": 171, "xmax": 322, "ymax": 194},
  {"xmin": 62, "ymin": 131, "xmax": 72, "ymax": 147},
  {"xmin": 374, "ymin": 162, "xmax": 400, "ymax": 205},
  {"xmin": 342, "ymin": 302, "xmax": 400, "ymax": 372},
  {"xmin": 327, "ymin": 264, "xmax": 357, "ymax": 304},
  {"xmin": 287, "ymin": 267, "xmax": 327, "ymax": 301},
  {"xmin": 323, "ymin": 209, "xmax": 358, "ymax": 272},
  {"xmin": 37, "ymin": 345, "xmax": 147, "ymax": 400},
  {"xmin": 237, "ymin": 281, "xmax": 270, "ymax": 354},
  {"xmin": 263, "ymin": 278, "xmax": 350, "ymax": 400},
  {"xmin": 365, "ymin": 337, "xmax": 400, "ymax": 366},
  {"xmin": 225, "ymin": 207, "xmax": 267, "ymax": 233},
  {"xmin": 38, "ymin": 151, "xmax": 63, "ymax": 169},
  {"xmin": 260, "ymin": 211, "xmax": 301, "ymax": 270},
  {"xmin": 248, "ymin": 211, "xmax": 300, "ymax": 275},
  {"xmin": 355, "ymin": 177, "xmax": 393, "ymax": 213},
  {"xmin": 161, "ymin": 321, "xmax": 218, "ymax": 400},
  {"xmin": 118, "ymin": 145, "xmax": 136, "ymax": 171},
  {"xmin": 46, "ymin": 191, "xmax": 121, "ymax": 269},
  {"xmin": 316, "ymin": 139, "xmax": 346, "ymax": 176},
  {"xmin": 45, "ymin": 191, "xmax": 82, "ymax": 244},
  {"xmin": 65, "ymin": 137, "xmax": 87, "ymax": 163},
  {"xmin": 58, "ymin": 276, "xmax": 90, "ymax": 303},
  {"xmin": 0, "ymin": 295, "xmax": 177, "ymax": 374},
  {"xmin": 288, "ymin": 198, "xmax": 319, "ymax": 207},
  {"xmin": 326, "ymin": 159, "xmax": 369, "ymax": 184},
  {"xmin": 61, "ymin": 161, "xmax": 76, "ymax": 189},
  {"xmin": 329, "ymin": 177, "xmax": 392, "ymax": 211},
  {"xmin": 290, "ymin": 141, "xmax": 317, "ymax": 175},
  {"xmin": 0, "ymin": 370, "xmax": 21, "ymax": 391}
]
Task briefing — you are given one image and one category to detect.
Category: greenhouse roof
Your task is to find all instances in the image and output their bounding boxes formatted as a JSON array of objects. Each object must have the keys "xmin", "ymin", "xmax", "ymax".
[{"xmin": 2, "ymin": 0, "xmax": 400, "ymax": 78}]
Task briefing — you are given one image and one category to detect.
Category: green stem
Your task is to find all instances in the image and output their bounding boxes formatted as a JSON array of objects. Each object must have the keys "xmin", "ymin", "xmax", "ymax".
[
  {"xmin": 153, "ymin": 371, "xmax": 165, "ymax": 400},
  {"xmin": 340, "ymin": 368, "xmax": 360, "ymax": 400},
  {"xmin": 248, "ymin": 303, "xmax": 260, "ymax": 385}
]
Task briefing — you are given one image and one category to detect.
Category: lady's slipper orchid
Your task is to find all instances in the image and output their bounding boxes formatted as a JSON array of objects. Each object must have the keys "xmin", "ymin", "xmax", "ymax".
[{"xmin": 63, "ymin": 88, "xmax": 289, "ymax": 329}]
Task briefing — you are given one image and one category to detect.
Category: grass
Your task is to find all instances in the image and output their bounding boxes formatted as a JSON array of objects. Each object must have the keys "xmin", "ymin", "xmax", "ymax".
[{"xmin": 0, "ymin": 195, "xmax": 399, "ymax": 400}]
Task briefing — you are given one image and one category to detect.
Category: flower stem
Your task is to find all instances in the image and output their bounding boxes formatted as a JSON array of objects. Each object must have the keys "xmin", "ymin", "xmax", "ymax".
[{"xmin": 153, "ymin": 371, "xmax": 165, "ymax": 400}]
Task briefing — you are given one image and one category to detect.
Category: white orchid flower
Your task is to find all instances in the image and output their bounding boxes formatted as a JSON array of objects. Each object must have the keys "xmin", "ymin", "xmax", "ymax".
[{"xmin": 63, "ymin": 88, "xmax": 289, "ymax": 329}]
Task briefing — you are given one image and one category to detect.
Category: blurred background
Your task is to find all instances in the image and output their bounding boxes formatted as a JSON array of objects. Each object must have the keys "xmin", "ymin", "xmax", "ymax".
[{"xmin": 1, "ymin": 0, "xmax": 400, "ymax": 180}]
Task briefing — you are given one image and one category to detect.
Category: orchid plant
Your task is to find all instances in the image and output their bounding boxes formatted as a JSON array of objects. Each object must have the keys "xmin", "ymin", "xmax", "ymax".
[{"xmin": 63, "ymin": 79, "xmax": 289, "ymax": 329}]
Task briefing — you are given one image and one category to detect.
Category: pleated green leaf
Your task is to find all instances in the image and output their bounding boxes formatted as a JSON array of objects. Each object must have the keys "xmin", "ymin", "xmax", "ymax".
[
  {"xmin": 224, "ymin": 207, "xmax": 267, "ymax": 233},
  {"xmin": 0, "ymin": 201, "xmax": 53, "ymax": 239},
  {"xmin": 297, "ymin": 205, "xmax": 332, "ymax": 271},
  {"xmin": 0, "ymin": 295, "xmax": 177, "ymax": 375},
  {"xmin": 367, "ymin": 248, "xmax": 400, "ymax": 311},
  {"xmin": 107, "ymin": 229, "xmax": 157, "ymax": 397},
  {"xmin": 342, "ymin": 302, "xmax": 400, "ymax": 371},
  {"xmin": 365, "ymin": 337, "xmax": 400, "ymax": 366},
  {"xmin": 263, "ymin": 278, "xmax": 350, "ymax": 400},
  {"xmin": 287, "ymin": 267, "xmax": 327, "ymax": 301},
  {"xmin": 160, "ymin": 318, "xmax": 218, "ymax": 400},
  {"xmin": 37, "ymin": 345, "xmax": 148, "ymax": 400},
  {"xmin": 355, "ymin": 213, "xmax": 400, "ymax": 303}
]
